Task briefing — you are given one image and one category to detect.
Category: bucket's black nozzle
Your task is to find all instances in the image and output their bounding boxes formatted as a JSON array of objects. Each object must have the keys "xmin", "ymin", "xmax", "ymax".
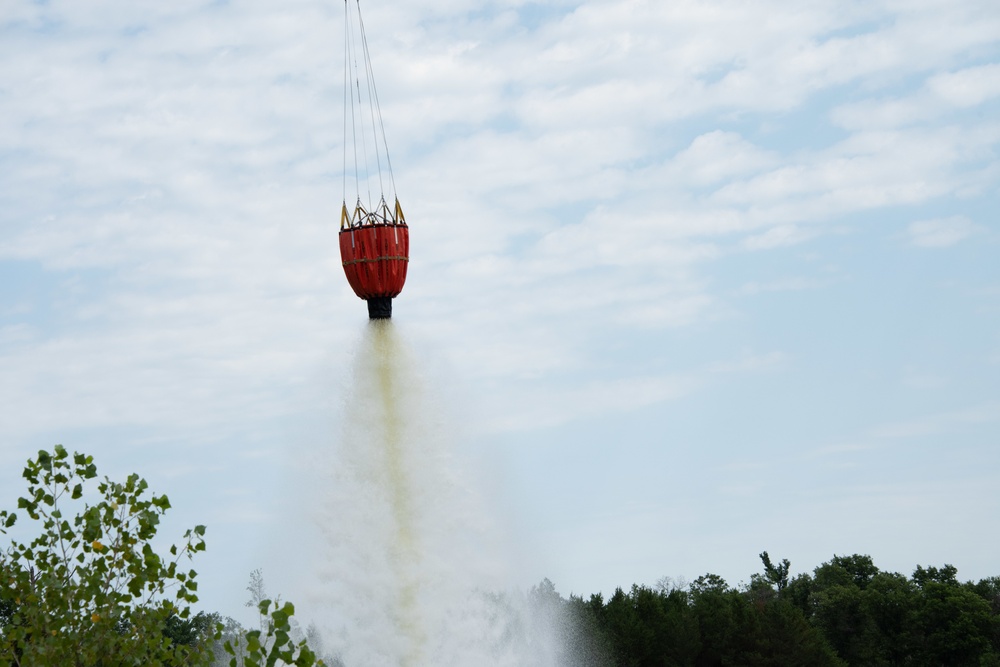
[{"xmin": 367, "ymin": 297, "xmax": 392, "ymax": 319}]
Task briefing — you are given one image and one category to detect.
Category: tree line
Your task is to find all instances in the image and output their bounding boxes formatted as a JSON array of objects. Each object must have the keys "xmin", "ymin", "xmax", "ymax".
[
  {"xmin": 3, "ymin": 446, "xmax": 999, "ymax": 666},
  {"xmin": 552, "ymin": 550, "xmax": 1000, "ymax": 666}
]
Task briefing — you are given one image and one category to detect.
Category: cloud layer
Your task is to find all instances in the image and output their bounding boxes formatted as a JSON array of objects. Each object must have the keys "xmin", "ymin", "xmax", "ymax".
[{"xmin": 1, "ymin": 0, "xmax": 998, "ymax": 612}]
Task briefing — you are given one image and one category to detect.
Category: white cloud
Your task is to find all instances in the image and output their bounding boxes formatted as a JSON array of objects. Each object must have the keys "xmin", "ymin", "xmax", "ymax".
[
  {"xmin": 1, "ymin": 0, "xmax": 996, "ymax": 449},
  {"xmin": 927, "ymin": 62, "xmax": 1000, "ymax": 108},
  {"xmin": 742, "ymin": 224, "xmax": 818, "ymax": 250},
  {"xmin": 907, "ymin": 216, "xmax": 979, "ymax": 247},
  {"xmin": 832, "ymin": 63, "xmax": 1000, "ymax": 130},
  {"xmin": 661, "ymin": 131, "xmax": 780, "ymax": 188}
]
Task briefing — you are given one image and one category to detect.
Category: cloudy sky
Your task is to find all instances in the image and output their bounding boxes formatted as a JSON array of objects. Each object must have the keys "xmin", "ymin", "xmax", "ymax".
[{"xmin": 2, "ymin": 0, "xmax": 999, "ymax": 617}]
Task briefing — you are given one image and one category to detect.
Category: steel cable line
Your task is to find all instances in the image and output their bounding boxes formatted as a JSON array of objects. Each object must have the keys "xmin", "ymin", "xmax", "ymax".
[
  {"xmin": 356, "ymin": 0, "xmax": 396, "ymax": 199},
  {"xmin": 344, "ymin": 0, "xmax": 399, "ymax": 217}
]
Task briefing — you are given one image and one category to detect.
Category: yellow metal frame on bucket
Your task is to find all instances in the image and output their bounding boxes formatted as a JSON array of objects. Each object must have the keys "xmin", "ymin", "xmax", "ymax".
[{"xmin": 341, "ymin": 197, "xmax": 406, "ymax": 231}]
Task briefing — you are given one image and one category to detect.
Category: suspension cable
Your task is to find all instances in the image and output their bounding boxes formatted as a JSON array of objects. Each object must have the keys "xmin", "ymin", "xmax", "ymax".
[
  {"xmin": 345, "ymin": 0, "xmax": 361, "ymax": 205},
  {"xmin": 350, "ymin": 6, "xmax": 374, "ymax": 209},
  {"xmin": 342, "ymin": 1, "xmax": 349, "ymax": 205},
  {"xmin": 356, "ymin": 0, "xmax": 397, "ymax": 198},
  {"xmin": 343, "ymin": 0, "xmax": 400, "ymax": 223}
]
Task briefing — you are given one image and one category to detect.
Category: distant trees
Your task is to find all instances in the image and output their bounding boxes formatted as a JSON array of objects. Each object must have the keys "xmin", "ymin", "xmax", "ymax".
[
  {"xmin": 565, "ymin": 552, "xmax": 1000, "ymax": 667},
  {"xmin": 570, "ymin": 570, "xmax": 842, "ymax": 667},
  {"xmin": 780, "ymin": 554, "xmax": 1000, "ymax": 666}
]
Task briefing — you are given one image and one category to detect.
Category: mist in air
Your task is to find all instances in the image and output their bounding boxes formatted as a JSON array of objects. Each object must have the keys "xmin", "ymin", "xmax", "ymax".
[{"xmin": 298, "ymin": 320, "xmax": 600, "ymax": 667}]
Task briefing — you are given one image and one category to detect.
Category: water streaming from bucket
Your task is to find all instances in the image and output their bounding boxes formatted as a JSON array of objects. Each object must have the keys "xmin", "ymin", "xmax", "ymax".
[
  {"xmin": 371, "ymin": 321, "xmax": 425, "ymax": 666},
  {"xmin": 307, "ymin": 321, "xmax": 596, "ymax": 667}
]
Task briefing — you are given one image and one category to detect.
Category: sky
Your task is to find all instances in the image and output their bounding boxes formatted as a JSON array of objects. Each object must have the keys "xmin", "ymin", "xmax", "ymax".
[{"xmin": 1, "ymin": 0, "xmax": 999, "ymax": 620}]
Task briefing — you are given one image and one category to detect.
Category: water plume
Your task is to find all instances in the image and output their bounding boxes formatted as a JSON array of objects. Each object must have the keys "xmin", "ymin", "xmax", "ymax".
[{"xmin": 303, "ymin": 320, "xmax": 593, "ymax": 666}]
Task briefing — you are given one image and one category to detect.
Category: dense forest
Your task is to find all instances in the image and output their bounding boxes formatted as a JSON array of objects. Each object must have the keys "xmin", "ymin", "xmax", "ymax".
[
  {"xmin": 554, "ymin": 551, "xmax": 1000, "ymax": 666},
  {"xmin": 3, "ymin": 447, "xmax": 999, "ymax": 666}
]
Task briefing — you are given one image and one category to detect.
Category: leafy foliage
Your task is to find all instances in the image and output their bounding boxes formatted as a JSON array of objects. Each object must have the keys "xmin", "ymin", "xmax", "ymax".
[
  {"xmin": 759, "ymin": 551, "xmax": 791, "ymax": 593},
  {"xmin": 0, "ymin": 445, "xmax": 208, "ymax": 665},
  {"xmin": 0, "ymin": 446, "xmax": 323, "ymax": 667},
  {"xmin": 222, "ymin": 600, "xmax": 320, "ymax": 667}
]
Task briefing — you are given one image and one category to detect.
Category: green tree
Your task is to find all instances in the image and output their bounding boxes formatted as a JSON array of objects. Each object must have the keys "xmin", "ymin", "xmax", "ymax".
[
  {"xmin": 688, "ymin": 569, "xmax": 843, "ymax": 667},
  {"xmin": 689, "ymin": 574, "xmax": 728, "ymax": 598},
  {"xmin": 759, "ymin": 552, "xmax": 791, "ymax": 594},
  {"xmin": 566, "ymin": 594, "xmax": 614, "ymax": 667},
  {"xmin": 858, "ymin": 571, "xmax": 919, "ymax": 666},
  {"xmin": 811, "ymin": 579, "xmax": 872, "ymax": 664},
  {"xmin": 911, "ymin": 568, "xmax": 997, "ymax": 666},
  {"xmin": 163, "ymin": 611, "xmax": 222, "ymax": 650},
  {"xmin": 913, "ymin": 564, "xmax": 959, "ymax": 588},
  {"xmin": 689, "ymin": 575, "xmax": 738, "ymax": 667},
  {"xmin": 602, "ymin": 586, "xmax": 651, "ymax": 667},
  {"xmin": 807, "ymin": 556, "xmax": 1000, "ymax": 666},
  {"xmin": 0, "ymin": 446, "xmax": 322, "ymax": 667},
  {"xmin": 0, "ymin": 588, "xmax": 15, "ymax": 629},
  {"xmin": 971, "ymin": 577, "xmax": 1000, "ymax": 614},
  {"xmin": 224, "ymin": 600, "xmax": 320, "ymax": 667},
  {"xmin": 599, "ymin": 584, "xmax": 699, "ymax": 667},
  {"xmin": 808, "ymin": 555, "xmax": 911, "ymax": 666},
  {"xmin": 828, "ymin": 554, "xmax": 879, "ymax": 590},
  {"xmin": 0, "ymin": 446, "xmax": 208, "ymax": 666}
]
